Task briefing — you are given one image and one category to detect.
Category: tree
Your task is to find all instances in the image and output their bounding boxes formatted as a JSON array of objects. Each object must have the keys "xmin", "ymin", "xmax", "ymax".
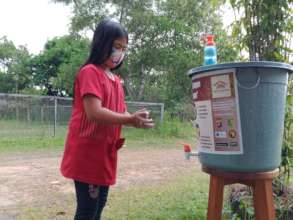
[
  {"xmin": 229, "ymin": 0, "xmax": 293, "ymax": 61},
  {"xmin": 52, "ymin": 0, "xmax": 238, "ymax": 108},
  {"xmin": 125, "ymin": 0, "xmax": 238, "ymax": 106},
  {"xmin": 0, "ymin": 37, "xmax": 32, "ymax": 93},
  {"xmin": 51, "ymin": 0, "xmax": 113, "ymax": 33},
  {"xmin": 31, "ymin": 35, "xmax": 89, "ymax": 96}
]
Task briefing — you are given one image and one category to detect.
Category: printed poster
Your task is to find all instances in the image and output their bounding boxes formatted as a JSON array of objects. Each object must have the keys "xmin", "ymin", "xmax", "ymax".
[{"xmin": 192, "ymin": 68, "xmax": 243, "ymax": 154}]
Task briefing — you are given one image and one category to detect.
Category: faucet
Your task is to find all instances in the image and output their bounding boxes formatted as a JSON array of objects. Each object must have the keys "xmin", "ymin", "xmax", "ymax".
[{"xmin": 182, "ymin": 143, "xmax": 198, "ymax": 160}]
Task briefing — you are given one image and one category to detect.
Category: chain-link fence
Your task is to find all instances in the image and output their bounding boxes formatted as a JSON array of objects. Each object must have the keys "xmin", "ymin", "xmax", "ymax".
[{"xmin": 0, "ymin": 93, "xmax": 164, "ymax": 138}]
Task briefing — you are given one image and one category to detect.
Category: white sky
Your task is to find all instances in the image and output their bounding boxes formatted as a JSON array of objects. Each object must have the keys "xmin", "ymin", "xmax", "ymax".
[
  {"xmin": 0, "ymin": 0, "xmax": 235, "ymax": 56},
  {"xmin": 0, "ymin": 0, "xmax": 72, "ymax": 54},
  {"xmin": 4, "ymin": 1, "xmax": 290, "ymax": 61}
]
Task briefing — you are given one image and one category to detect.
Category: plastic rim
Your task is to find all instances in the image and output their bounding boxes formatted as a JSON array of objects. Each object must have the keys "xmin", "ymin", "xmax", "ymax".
[{"xmin": 187, "ymin": 61, "xmax": 293, "ymax": 77}]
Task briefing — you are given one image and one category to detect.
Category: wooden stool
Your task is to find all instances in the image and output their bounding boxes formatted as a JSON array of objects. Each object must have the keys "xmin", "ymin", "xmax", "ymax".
[{"xmin": 202, "ymin": 166, "xmax": 279, "ymax": 220}]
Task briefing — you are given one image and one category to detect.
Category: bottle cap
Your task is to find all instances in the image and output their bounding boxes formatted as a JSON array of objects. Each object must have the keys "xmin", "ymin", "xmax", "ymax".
[{"xmin": 206, "ymin": 34, "xmax": 215, "ymax": 46}]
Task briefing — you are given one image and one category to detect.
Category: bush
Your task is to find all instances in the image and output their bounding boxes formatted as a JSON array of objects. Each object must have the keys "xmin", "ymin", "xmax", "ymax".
[
  {"xmin": 123, "ymin": 112, "xmax": 196, "ymax": 140},
  {"xmin": 169, "ymin": 103, "xmax": 195, "ymax": 122},
  {"xmin": 228, "ymin": 182, "xmax": 293, "ymax": 220},
  {"xmin": 228, "ymin": 185, "xmax": 254, "ymax": 220}
]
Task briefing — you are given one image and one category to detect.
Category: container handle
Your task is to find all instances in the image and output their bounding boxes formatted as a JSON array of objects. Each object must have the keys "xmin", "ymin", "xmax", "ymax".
[{"xmin": 236, "ymin": 68, "xmax": 261, "ymax": 90}]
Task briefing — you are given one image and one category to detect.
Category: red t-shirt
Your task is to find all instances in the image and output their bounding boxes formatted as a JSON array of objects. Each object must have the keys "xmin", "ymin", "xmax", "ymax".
[{"xmin": 60, "ymin": 64, "xmax": 126, "ymax": 185}]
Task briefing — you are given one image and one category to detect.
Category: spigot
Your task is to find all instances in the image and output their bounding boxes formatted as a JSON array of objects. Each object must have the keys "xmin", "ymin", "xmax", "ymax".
[{"xmin": 182, "ymin": 143, "xmax": 198, "ymax": 160}]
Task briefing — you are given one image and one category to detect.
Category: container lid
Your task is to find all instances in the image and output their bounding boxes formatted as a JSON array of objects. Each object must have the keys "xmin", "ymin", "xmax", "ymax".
[{"xmin": 187, "ymin": 61, "xmax": 293, "ymax": 77}]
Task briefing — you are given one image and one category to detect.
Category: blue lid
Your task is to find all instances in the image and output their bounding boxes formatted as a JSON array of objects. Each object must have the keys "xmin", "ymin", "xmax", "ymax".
[{"xmin": 187, "ymin": 61, "xmax": 293, "ymax": 77}]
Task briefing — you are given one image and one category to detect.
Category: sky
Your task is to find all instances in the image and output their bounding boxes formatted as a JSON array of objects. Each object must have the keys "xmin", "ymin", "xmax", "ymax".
[
  {"xmin": 0, "ymin": 0, "xmax": 72, "ymax": 54},
  {"xmin": 0, "ymin": 1, "xmax": 237, "ymax": 56},
  {"xmin": 0, "ymin": 0, "xmax": 236, "ymax": 56}
]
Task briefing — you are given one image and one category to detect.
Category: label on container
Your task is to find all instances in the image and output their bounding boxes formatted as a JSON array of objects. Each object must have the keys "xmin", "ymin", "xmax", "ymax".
[{"xmin": 192, "ymin": 68, "xmax": 243, "ymax": 154}]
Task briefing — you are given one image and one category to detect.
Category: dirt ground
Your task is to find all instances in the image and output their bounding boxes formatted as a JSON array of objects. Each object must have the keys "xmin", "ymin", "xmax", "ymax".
[{"xmin": 0, "ymin": 148, "xmax": 200, "ymax": 219}]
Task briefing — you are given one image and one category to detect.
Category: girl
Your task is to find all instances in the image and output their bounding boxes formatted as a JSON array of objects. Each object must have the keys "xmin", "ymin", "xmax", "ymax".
[{"xmin": 60, "ymin": 19, "xmax": 154, "ymax": 220}]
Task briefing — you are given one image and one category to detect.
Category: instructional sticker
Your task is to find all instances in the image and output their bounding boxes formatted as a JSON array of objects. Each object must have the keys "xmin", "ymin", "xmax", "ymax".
[{"xmin": 192, "ymin": 68, "xmax": 243, "ymax": 154}]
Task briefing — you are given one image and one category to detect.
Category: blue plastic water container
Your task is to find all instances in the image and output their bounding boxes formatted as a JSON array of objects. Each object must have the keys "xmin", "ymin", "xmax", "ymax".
[{"xmin": 188, "ymin": 61, "xmax": 293, "ymax": 172}]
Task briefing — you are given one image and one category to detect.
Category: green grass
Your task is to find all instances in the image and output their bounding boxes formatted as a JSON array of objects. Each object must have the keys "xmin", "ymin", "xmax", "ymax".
[
  {"xmin": 122, "ymin": 119, "xmax": 196, "ymax": 150},
  {"xmin": 0, "ymin": 136, "xmax": 65, "ymax": 152},
  {"xmin": 0, "ymin": 118, "xmax": 197, "ymax": 153},
  {"xmin": 0, "ymin": 120, "xmax": 66, "ymax": 152},
  {"xmin": 18, "ymin": 173, "xmax": 210, "ymax": 220},
  {"xmin": 1, "ymin": 118, "xmax": 209, "ymax": 220},
  {"xmin": 123, "ymin": 116, "xmax": 195, "ymax": 139},
  {"xmin": 103, "ymin": 174, "xmax": 209, "ymax": 220}
]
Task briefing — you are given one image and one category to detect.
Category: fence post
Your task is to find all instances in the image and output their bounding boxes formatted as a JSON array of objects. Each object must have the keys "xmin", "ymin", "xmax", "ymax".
[
  {"xmin": 27, "ymin": 107, "xmax": 31, "ymax": 122},
  {"xmin": 16, "ymin": 106, "xmax": 19, "ymax": 121},
  {"xmin": 54, "ymin": 96, "xmax": 58, "ymax": 137},
  {"xmin": 41, "ymin": 106, "xmax": 44, "ymax": 123},
  {"xmin": 160, "ymin": 103, "xmax": 164, "ymax": 124}
]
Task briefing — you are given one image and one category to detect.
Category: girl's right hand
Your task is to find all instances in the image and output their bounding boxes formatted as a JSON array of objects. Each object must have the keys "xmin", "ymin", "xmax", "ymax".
[{"xmin": 130, "ymin": 109, "xmax": 154, "ymax": 128}]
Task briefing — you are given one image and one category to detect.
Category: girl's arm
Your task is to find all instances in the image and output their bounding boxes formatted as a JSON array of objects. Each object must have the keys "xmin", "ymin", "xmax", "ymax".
[
  {"xmin": 123, "ymin": 111, "xmax": 138, "ymax": 127},
  {"xmin": 83, "ymin": 94, "xmax": 153, "ymax": 128}
]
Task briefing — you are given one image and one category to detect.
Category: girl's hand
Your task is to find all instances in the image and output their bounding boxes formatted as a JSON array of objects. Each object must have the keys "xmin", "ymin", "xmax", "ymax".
[{"xmin": 130, "ymin": 109, "xmax": 155, "ymax": 128}]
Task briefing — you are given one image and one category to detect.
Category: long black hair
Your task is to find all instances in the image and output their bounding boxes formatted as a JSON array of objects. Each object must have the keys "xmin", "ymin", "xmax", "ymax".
[
  {"xmin": 72, "ymin": 19, "xmax": 128, "ymax": 100},
  {"xmin": 83, "ymin": 19, "xmax": 128, "ymax": 70}
]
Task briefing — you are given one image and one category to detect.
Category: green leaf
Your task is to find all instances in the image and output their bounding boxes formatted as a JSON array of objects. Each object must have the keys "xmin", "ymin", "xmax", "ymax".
[{"xmin": 287, "ymin": 95, "xmax": 293, "ymax": 106}]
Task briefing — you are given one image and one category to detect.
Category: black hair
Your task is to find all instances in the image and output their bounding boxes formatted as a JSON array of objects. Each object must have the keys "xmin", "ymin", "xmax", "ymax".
[
  {"xmin": 72, "ymin": 19, "xmax": 128, "ymax": 99},
  {"xmin": 83, "ymin": 19, "xmax": 128, "ymax": 70}
]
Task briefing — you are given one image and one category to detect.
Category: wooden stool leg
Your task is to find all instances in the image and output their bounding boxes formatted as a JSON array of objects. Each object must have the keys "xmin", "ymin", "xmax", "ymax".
[
  {"xmin": 253, "ymin": 179, "xmax": 276, "ymax": 220},
  {"xmin": 207, "ymin": 175, "xmax": 225, "ymax": 220}
]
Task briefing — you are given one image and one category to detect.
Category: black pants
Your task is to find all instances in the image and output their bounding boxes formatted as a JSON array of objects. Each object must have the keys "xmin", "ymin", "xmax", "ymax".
[{"xmin": 74, "ymin": 180, "xmax": 110, "ymax": 220}]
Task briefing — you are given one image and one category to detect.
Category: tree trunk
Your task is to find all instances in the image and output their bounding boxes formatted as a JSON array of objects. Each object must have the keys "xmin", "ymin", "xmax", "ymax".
[
  {"xmin": 119, "ymin": 0, "xmax": 126, "ymax": 24},
  {"xmin": 137, "ymin": 63, "xmax": 146, "ymax": 100},
  {"xmin": 123, "ymin": 74, "xmax": 136, "ymax": 100}
]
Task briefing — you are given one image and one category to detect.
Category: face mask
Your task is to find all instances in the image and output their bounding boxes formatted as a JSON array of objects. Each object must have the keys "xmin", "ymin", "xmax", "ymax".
[{"xmin": 111, "ymin": 47, "xmax": 125, "ymax": 67}]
